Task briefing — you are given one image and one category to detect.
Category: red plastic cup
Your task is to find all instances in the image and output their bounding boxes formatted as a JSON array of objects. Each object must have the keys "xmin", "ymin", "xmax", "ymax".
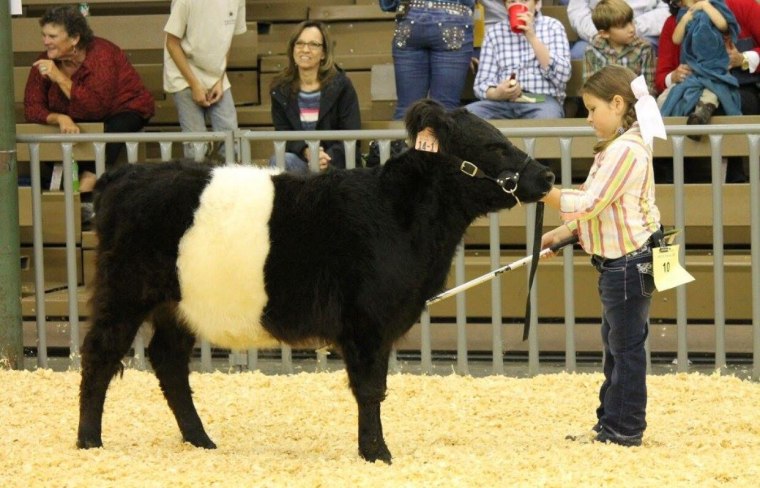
[{"xmin": 508, "ymin": 3, "xmax": 528, "ymax": 34}]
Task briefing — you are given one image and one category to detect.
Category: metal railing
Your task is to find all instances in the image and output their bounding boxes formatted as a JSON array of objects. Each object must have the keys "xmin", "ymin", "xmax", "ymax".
[
  {"xmin": 15, "ymin": 124, "xmax": 760, "ymax": 379},
  {"xmin": 16, "ymin": 132, "xmax": 233, "ymax": 370}
]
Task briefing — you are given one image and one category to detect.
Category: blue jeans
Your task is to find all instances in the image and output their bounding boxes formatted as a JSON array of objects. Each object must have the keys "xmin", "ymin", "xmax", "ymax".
[
  {"xmin": 268, "ymin": 152, "xmax": 309, "ymax": 174},
  {"xmin": 392, "ymin": 7, "xmax": 473, "ymax": 120},
  {"xmin": 172, "ymin": 88, "xmax": 238, "ymax": 160},
  {"xmin": 591, "ymin": 244, "xmax": 655, "ymax": 440},
  {"xmin": 465, "ymin": 97, "xmax": 564, "ymax": 119}
]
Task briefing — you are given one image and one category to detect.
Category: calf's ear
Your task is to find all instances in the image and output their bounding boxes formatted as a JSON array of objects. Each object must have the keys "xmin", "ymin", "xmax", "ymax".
[
  {"xmin": 404, "ymin": 99, "xmax": 452, "ymax": 143},
  {"xmin": 413, "ymin": 128, "xmax": 439, "ymax": 152}
]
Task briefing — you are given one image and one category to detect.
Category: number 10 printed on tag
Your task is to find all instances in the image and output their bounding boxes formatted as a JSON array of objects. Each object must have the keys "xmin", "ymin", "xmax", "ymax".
[{"xmin": 653, "ymin": 244, "xmax": 695, "ymax": 291}]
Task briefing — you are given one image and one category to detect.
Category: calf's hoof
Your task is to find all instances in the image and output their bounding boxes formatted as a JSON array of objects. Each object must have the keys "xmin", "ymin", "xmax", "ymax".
[
  {"xmin": 77, "ymin": 426, "xmax": 103, "ymax": 449},
  {"xmin": 360, "ymin": 444, "xmax": 393, "ymax": 465},
  {"xmin": 76, "ymin": 438, "xmax": 103, "ymax": 449},
  {"xmin": 185, "ymin": 434, "xmax": 217, "ymax": 449}
]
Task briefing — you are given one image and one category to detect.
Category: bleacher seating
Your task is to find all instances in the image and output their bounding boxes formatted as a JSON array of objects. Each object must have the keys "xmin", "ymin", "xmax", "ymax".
[
  {"xmin": 11, "ymin": 14, "xmax": 258, "ymax": 128},
  {"xmin": 12, "ymin": 1, "xmax": 759, "ymax": 354},
  {"xmin": 11, "ymin": 2, "xmax": 594, "ymax": 128}
]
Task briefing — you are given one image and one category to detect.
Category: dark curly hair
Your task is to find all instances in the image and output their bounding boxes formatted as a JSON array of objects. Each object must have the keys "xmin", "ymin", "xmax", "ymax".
[{"xmin": 39, "ymin": 5, "xmax": 95, "ymax": 48}]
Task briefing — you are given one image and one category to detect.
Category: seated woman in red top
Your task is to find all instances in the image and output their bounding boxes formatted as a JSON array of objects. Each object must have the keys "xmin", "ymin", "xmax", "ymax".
[{"xmin": 24, "ymin": 5, "xmax": 155, "ymax": 192}]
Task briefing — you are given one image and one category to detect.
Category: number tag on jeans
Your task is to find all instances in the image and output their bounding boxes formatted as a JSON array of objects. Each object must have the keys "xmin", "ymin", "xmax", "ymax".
[{"xmin": 653, "ymin": 244, "xmax": 695, "ymax": 291}]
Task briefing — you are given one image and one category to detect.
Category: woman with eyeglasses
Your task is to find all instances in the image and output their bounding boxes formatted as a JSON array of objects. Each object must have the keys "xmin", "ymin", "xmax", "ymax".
[{"xmin": 269, "ymin": 21, "xmax": 361, "ymax": 173}]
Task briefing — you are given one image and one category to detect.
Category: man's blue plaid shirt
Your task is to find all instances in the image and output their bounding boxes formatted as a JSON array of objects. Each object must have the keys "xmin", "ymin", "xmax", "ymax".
[{"xmin": 474, "ymin": 13, "xmax": 572, "ymax": 102}]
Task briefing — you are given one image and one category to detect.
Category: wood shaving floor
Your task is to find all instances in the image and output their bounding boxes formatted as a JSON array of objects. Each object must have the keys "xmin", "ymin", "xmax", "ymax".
[{"xmin": 1, "ymin": 369, "xmax": 758, "ymax": 487}]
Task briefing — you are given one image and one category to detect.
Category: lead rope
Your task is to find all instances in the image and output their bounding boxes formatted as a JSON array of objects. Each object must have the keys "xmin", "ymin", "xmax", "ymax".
[{"xmin": 522, "ymin": 201, "xmax": 544, "ymax": 341}]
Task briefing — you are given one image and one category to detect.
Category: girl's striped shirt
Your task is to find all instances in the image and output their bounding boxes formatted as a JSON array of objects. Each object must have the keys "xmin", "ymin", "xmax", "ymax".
[{"xmin": 559, "ymin": 123, "xmax": 661, "ymax": 259}]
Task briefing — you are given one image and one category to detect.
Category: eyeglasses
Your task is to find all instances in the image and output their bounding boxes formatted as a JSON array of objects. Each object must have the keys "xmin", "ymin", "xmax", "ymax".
[{"xmin": 294, "ymin": 41, "xmax": 323, "ymax": 50}]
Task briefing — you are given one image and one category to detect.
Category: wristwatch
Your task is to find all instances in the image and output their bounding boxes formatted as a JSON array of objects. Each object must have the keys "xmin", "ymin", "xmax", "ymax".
[{"xmin": 742, "ymin": 53, "xmax": 750, "ymax": 71}]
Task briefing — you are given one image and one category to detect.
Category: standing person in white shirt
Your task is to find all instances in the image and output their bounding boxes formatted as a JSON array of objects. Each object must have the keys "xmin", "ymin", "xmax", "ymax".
[
  {"xmin": 568, "ymin": 0, "xmax": 669, "ymax": 59},
  {"xmin": 163, "ymin": 0, "xmax": 246, "ymax": 160}
]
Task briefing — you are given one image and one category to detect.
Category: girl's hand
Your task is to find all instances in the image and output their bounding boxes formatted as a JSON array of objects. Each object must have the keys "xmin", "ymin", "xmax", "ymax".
[
  {"xmin": 540, "ymin": 226, "xmax": 574, "ymax": 258},
  {"xmin": 540, "ymin": 187, "xmax": 561, "ymax": 210}
]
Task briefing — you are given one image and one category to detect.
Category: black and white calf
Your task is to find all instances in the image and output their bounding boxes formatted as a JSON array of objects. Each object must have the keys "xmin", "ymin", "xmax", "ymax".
[{"xmin": 77, "ymin": 100, "xmax": 555, "ymax": 463}]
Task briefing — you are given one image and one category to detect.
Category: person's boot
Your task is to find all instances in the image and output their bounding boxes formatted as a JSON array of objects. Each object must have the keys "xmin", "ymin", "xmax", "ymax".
[
  {"xmin": 595, "ymin": 427, "xmax": 643, "ymax": 447},
  {"xmin": 686, "ymin": 101, "xmax": 717, "ymax": 141}
]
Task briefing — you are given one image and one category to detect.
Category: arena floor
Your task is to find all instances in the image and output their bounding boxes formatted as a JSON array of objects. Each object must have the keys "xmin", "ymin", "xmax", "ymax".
[{"xmin": 2, "ymin": 366, "xmax": 759, "ymax": 487}]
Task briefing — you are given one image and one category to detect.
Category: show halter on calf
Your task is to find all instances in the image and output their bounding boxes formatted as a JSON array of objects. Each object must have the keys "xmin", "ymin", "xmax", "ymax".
[{"xmin": 76, "ymin": 99, "xmax": 555, "ymax": 464}]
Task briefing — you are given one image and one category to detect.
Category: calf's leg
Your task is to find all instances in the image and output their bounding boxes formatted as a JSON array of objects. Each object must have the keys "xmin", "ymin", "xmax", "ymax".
[
  {"xmin": 77, "ymin": 303, "xmax": 147, "ymax": 449},
  {"xmin": 148, "ymin": 305, "xmax": 215, "ymax": 448},
  {"xmin": 342, "ymin": 340, "xmax": 392, "ymax": 464}
]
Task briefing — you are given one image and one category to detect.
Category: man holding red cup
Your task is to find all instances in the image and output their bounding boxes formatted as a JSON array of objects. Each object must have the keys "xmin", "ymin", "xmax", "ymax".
[
  {"xmin": 466, "ymin": 0, "xmax": 572, "ymax": 119},
  {"xmin": 508, "ymin": 1, "xmax": 529, "ymax": 33}
]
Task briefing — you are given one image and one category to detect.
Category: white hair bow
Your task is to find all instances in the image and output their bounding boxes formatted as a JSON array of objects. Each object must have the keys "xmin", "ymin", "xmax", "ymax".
[{"xmin": 631, "ymin": 75, "xmax": 666, "ymax": 147}]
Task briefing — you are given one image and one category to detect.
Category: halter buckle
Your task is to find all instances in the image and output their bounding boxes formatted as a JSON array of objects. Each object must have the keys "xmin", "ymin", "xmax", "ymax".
[{"xmin": 460, "ymin": 160, "xmax": 478, "ymax": 177}]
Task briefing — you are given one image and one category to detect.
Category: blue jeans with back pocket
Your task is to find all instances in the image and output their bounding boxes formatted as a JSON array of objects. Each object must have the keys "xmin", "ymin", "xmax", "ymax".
[
  {"xmin": 591, "ymin": 244, "xmax": 656, "ymax": 439},
  {"xmin": 391, "ymin": 6, "xmax": 473, "ymax": 120}
]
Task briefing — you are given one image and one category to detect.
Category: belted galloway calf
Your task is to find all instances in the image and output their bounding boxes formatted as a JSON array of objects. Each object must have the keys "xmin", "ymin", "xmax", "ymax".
[{"xmin": 76, "ymin": 100, "xmax": 555, "ymax": 463}]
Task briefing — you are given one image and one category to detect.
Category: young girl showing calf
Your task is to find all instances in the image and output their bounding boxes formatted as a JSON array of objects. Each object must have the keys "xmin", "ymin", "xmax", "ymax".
[{"xmin": 541, "ymin": 64, "xmax": 666, "ymax": 447}]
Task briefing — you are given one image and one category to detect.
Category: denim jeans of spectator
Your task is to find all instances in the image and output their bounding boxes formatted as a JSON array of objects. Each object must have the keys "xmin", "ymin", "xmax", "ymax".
[
  {"xmin": 173, "ymin": 88, "xmax": 238, "ymax": 160},
  {"xmin": 392, "ymin": 7, "xmax": 473, "ymax": 120},
  {"xmin": 268, "ymin": 152, "xmax": 309, "ymax": 174},
  {"xmin": 465, "ymin": 96, "xmax": 564, "ymax": 119},
  {"xmin": 591, "ymin": 246, "xmax": 655, "ymax": 441}
]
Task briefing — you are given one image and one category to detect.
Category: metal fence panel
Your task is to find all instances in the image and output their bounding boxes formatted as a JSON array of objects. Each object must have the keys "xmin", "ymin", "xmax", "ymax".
[{"xmin": 14, "ymin": 124, "xmax": 760, "ymax": 378}]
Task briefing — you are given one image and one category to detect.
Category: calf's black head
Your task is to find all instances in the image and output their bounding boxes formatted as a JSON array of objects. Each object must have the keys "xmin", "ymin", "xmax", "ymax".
[{"xmin": 405, "ymin": 99, "xmax": 554, "ymax": 208}]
